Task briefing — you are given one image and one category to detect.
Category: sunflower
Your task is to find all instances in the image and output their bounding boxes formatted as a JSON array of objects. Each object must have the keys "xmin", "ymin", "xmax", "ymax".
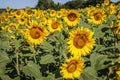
[
  {"xmin": 86, "ymin": 6, "xmax": 96, "ymax": 16},
  {"xmin": 108, "ymin": 3, "xmax": 116, "ymax": 15},
  {"xmin": 2, "ymin": 23, "xmax": 18, "ymax": 33},
  {"xmin": 48, "ymin": 18, "xmax": 63, "ymax": 33},
  {"xmin": 49, "ymin": 9, "xmax": 56, "ymax": 17},
  {"xmin": 115, "ymin": 20, "xmax": 120, "ymax": 35},
  {"xmin": 88, "ymin": 9, "xmax": 106, "ymax": 25},
  {"xmin": 60, "ymin": 56, "xmax": 84, "ymax": 80},
  {"xmin": 14, "ymin": 10, "xmax": 24, "ymax": 18},
  {"xmin": 117, "ymin": 11, "xmax": 120, "ymax": 19},
  {"xmin": 6, "ymin": 6, "xmax": 11, "ymax": 12},
  {"xmin": 56, "ymin": 11, "xmax": 63, "ymax": 18},
  {"xmin": 67, "ymin": 28, "xmax": 95, "ymax": 56},
  {"xmin": 23, "ymin": 20, "xmax": 49, "ymax": 45},
  {"xmin": 16, "ymin": 17, "xmax": 27, "ymax": 26},
  {"xmin": 102, "ymin": 0, "xmax": 110, "ymax": 6},
  {"xmin": 64, "ymin": 10, "xmax": 80, "ymax": 27},
  {"xmin": 116, "ymin": 65, "xmax": 120, "ymax": 80}
]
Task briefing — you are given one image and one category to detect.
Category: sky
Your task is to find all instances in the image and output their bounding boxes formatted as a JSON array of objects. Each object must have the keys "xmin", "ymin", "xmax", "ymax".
[{"xmin": 0, "ymin": 0, "xmax": 119, "ymax": 9}]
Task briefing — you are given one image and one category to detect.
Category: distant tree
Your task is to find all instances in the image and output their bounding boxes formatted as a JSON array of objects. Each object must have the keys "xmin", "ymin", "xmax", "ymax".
[
  {"xmin": 63, "ymin": 0, "xmax": 84, "ymax": 9},
  {"xmin": 63, "ymin": 0, "xmax": 104, "ymax": 9},
  {"xmin": 36, "ymin": 0, "xmax": 62, "ymax": 10}
]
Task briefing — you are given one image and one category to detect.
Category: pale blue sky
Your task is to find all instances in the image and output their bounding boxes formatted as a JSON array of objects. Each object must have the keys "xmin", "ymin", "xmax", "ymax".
[{"xmin": 0, "ymin": 0, "xmax": 119, "ymax": 9}]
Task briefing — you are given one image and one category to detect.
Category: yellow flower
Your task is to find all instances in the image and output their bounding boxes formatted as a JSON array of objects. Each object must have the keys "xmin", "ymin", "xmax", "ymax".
[
  {"xmin": 49, "ymin": 9, "xmax": 56, "ymax": 17},
  {"xmin": 67, "ymin": 28, "xmax": 95, "ymax": 56},
  {"xmin": 33, "ymin": 9, "xmax": 42, "ymax": 19},
  {"xmin": 116, "ymin": 65, "xmax": 120, "ymax": 80},
  {"xmin": 25, "ymin": 9, "xmax": 33, "ymax": 18},
  {"xmin": 115, "ymin": 20, "xmax": 120, "ymax": 35},
  {"xmin": 22, "ymin": 20, "xmax": 49, "ymax": 45},
  {"xmin": 88, "ymin": 9, "xmax": 106, "ymax": 25},
  {"xmin": 56, "ymin": 11, "xmax": 63, "ymax": 18},
  {"xmin": 14, "ymin": 10, "xmax": 24, "ymax": 18},
  {"xmin": 2, "ymin": 23, "xmax": 18, "ymax": 33},
  {"xmin": 102, "ymin": 0, "xmax": 110, "ymax": 6},
  {"xmin": 6, "ymin": 6, "xmax": 11, "ymax": 12},
  {"xmin": 60, "ymin": 56, "xmax": 84, "ymax": 80},
  {"xmin": 64, "ymin": 10, "xmax": 80, "ymax": 27},
  {"xmin": 48, "ymin": 18, "xmax": 63, "ymax": 33},
  {"xmin": 117, "ymin": 11, "xmax": 120, "ymax": 19},
  {"xmin": 16, "ymin": 17, "xmax": 27, "ymax": 26},
  {"xmin": 108, "ymin": 3, "xmax": 116, "ymax": 15},
  {"xmin": 86, "ymin": 6, "xmax": 96, "ymax": 16}
]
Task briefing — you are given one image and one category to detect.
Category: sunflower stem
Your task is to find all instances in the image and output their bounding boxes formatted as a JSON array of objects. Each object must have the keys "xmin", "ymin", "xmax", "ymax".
[
  {"xmin": 16, "ymin": 52, "xmax": 20, "ymax": 76},
  {"xmin": 34, "ymin": 56, "xmax": 37, "ymax": 63}
]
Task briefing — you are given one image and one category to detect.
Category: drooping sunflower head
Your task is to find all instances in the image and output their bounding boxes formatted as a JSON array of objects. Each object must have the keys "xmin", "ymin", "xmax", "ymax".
[
  {"xmin": 60, "ymin": 56, "xmax": 84, "ymax": 79},
  {"xmin": 67, "ymin": 28, "xmax": 95, "ymax": 56},
  {"xmin": 23, "ymin": 21, "xmax": 49, "ymax": 45},
  {"xmin": 48, "ymin": 18, "xmax": 63, "ymax": 33},
  {"xmin": 64, "ymin": 10, "xmax": 80, "ymax": 27},
  {"xmin": 88, "ymin": 9, "xmax": 106, "ymax": 25}
]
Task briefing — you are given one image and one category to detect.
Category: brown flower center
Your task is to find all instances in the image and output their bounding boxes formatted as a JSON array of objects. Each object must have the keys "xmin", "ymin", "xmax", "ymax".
[
  {"xmin": 94, "ymin": 13, "xmax": 102, "ymax": 21},
  {"xmin": 30, "ymin": 27, "xmax": 42, "ymax": 39},
  {"xmin": 16, "ymin": 11, "xmax": 21, "ymax": 16},
  {"xmin": 20, "ymin": 18, "xmax": 25, "ymax": 22},
  {"xmin": 67, "ymin": 13, "xmax": 77, "ymax": 21},
  {"xmin": 51, "ymin": 21, "xmax": 60, "ymax": 29},
  {"xmin": 73, "ymin": 34, "xmax": 86, "ymax": 49},
  {"xmin": 67, "ymin": 60, "xmax": 78, "ymax": 73},
  {"xmin": 27, "ymin": 10, "xmax": 32, "ymax": 15}
]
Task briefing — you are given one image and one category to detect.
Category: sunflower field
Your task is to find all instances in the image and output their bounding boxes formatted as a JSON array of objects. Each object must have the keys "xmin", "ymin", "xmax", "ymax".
[{"xmin": 0, "ymin": 0, "xmax": 120, "ymax": 80}]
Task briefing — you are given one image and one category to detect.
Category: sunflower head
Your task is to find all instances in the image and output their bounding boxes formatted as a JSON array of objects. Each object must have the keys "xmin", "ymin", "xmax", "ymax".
[
  {"xmin": 86, "ymin": 6, "xmax": 96, "ymax": 16},
  {"xmin": 48, "ymin": 18, "xmax": 62, "ymax": 33},
  {"xmin": 6, "ymin": 6, "xmax": 11, "ymax": 12},
  {"xmin": 23, "ymin": 21, "xmax": 49, "ymax": 45},
  {"xmin": 15, "ymin": 10, "xmax": 24, "ymax": 17},
  {"xmin": 117, "ymin": 11, "xmax": 120, "ymax": 19},
  {"xmin": 56, "ymin": 11, "xmax": 63, "ymax": 18},
  {"xmin": 64, "ymin": 10, "xmax": 80, "ymax": 27},
  {"xmin": 108, "ymin": 3, "xmax": 116, "ymax": 15},
  {"xmin": 102, "ymin": 0, "xmax": 110, "ymax": 6},
  {"xmin": 60, "ymin": 56, "xmax": 84, "ymax": 79},
  {"xmin": 88, "ymin": 9, "xmax": 106, "ymax": 25},
  {"xmin": 50, "ymin": 9, "xmax": 56, "ymax": 17},
  {"xmin": 116, "ymin": 65, "xmax": 120, "ymax": 80},
  {"xmin": 67, "ymin": 28, "xmax": 95, "ymax": 56}
]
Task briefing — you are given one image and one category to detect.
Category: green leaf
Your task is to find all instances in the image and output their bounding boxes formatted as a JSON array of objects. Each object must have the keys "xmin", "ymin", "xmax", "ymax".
[
  {"xmin": 40, "ymin": 42, "xmax": 54, "ymax": 52},
  {"xmin": 93, "ymin": 24, "xmax": 109, "ymax": 38},
  {"xmin": 80, "ymin": 67, "xmax": 98, "ymax": 80},
  {"xmin": 116, "ymin": 42, "xmax": 120, "ymax": 51},
  {"xmin": 0, "ymin": 52, "xmax": 10, "ymax": 68},
  {"xmin": 40, "ymin": 73, "xmax": 55, "ymax": 80},
  {"xmin": 0, "ymin": 75, "xmax": 11, "ymax": 80},
  {"xmin": 0, "ymin": 52, "xmax": 11, "ymax": 80},
  {"xmin": 90, "ymin": 53, "xmax": 111, "ymax": 70},
  {"xmin": 13, "ymin": 76, "xmax": 20, "ymax": 80},
  {"xmin": 40, "ymin": 54, "xmax": 55, "ymax": 64},
  {"xmin": 106, "ymin": 15, "xmax": 117, "ymax": 25},
  {"xmin": 21, "ymin": 61, "xmax": 42, "ymax": 79}
]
